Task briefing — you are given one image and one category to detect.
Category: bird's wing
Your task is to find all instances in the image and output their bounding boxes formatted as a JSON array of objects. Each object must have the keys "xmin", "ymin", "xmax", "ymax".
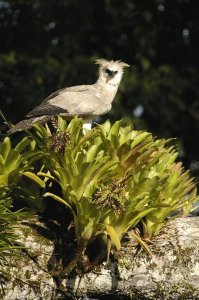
[
  {"xmin": 8, "ymin": 115, "xmax": 54, "ymax": 134},
  {"xmin": 26, "ymin": 103, "xmax": 69, "ymax": 117},
  {"xmin": 43, "ymin": 85, "xmax": 91, "ymax": 102},
  {"xmin": 26, "ymin": 85, "xmax": 109, "ymax": 118}
]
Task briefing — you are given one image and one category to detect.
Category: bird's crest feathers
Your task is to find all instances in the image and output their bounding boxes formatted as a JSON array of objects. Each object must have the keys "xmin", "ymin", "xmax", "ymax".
[{"xmin": 95, "ymin": 59, "xmax": 130, "ymax": 69}]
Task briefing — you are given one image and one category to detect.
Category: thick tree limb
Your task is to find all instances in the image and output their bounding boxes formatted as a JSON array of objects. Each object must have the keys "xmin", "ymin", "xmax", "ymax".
[{"xmin": 1, "ymin": 217, "xmax": 199, "ymax": 300}]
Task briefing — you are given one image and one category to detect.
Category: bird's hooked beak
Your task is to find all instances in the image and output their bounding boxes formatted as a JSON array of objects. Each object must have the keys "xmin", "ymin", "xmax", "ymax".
[{"xmin": 108, "ymin": 70, "xmax": 118, "ymax": 77}]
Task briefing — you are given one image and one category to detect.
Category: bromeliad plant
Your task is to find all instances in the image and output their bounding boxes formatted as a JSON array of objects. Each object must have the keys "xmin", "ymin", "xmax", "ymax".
[
  {"xmin": 0, "ymin": 135, "xmax": 36, "ymax": 283},
  {"xmin": 23, "ymin": 117, "xmax": 198, "ymax": 261},
  {"xmin": 0, "ymin": 131, "xmax": 50, "ymax": 288},
  {"xmin": 0, "ymin": 136, "xmax": 44, "ymax": 190},
  {"xmin": 0, "ymin": 132, "xmax": 49, "ymax": 211},
  {"xmin": 1, "ymin": 114, "xmax": 197, "ymax": 272}
]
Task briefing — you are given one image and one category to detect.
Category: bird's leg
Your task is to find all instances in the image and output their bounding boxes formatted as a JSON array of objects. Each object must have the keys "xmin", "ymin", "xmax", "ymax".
[{"xmin": 82, "ymin": 119, "xmax": 93, "ymax": 135}]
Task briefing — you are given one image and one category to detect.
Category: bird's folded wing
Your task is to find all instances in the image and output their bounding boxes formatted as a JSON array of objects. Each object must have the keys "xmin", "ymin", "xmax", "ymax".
[
  {"xmin": 27, "ymin": 87, "xmax": 109, "ymax": 118},
  {"xmin": 8, "ymin": 116, "xmax": 54, "ymax": 134},
  {"xmin": 26, "ymin": 104, "xmax": 69, "ymax": 117},
  {"xmin": 43, "ymin": 85, "xmax": 93, "ymax": 102}
]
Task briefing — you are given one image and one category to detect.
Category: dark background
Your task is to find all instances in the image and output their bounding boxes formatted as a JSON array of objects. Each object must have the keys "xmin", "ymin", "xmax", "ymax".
[{"xmin": 0, "ymin": 0, "xmax": 199, "ymax": 177}]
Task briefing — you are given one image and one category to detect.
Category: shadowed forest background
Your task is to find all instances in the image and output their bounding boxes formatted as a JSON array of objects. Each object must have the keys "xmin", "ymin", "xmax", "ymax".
[{"xmin": 0, "ymin": 0, "xmax": 199, "ymax": 178}]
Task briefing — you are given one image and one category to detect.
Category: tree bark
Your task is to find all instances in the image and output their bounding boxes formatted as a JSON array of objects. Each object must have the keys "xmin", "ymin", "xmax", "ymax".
[{"xmin": 1, "ymin": 216, "xmax": 199, "ymax": 300}]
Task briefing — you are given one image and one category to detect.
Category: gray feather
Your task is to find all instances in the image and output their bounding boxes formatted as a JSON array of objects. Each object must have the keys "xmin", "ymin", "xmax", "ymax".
[
  {"xmin": 26, "ymin": 104, "xmax": 69, "ymax": 117},
  {"xmin": 8, "ymin": 116, "xmax": 53, "ymax": 134}
]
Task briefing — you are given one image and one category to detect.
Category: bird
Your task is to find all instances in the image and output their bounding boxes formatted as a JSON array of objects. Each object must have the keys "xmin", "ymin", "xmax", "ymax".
[{"xmin": 8, "ymin": 59, "xmax": 129, "ymax": 134}]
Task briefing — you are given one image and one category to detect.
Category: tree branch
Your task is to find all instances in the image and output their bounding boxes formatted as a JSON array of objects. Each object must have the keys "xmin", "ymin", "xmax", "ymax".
[{"xmin": 1, "ymin": 217, "xmax": 199, "ymax": 300}]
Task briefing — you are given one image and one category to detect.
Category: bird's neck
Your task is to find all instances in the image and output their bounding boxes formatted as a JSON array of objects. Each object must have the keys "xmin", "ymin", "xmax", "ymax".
[
  {"xmin": 96, "ymin": 76, "xmax": 120, "ymax": 86},
  {"xmin": 95, "ymin": 79, "xmax": 119, "ymax": 104},
  {"xmin": 96, "ymin": 77, "xmax": 119, "ymax": 93}
]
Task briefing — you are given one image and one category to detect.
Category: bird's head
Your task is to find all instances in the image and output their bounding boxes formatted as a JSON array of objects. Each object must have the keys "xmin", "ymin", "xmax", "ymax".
[{"xmin": 96, "ymin": 59, "xmax": 130, "ymax": 86}]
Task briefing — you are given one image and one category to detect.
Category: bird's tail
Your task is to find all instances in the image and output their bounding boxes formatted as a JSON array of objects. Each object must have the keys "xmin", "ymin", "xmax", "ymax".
[{"xmin": 8, "ymin": 115, "xmax": 53, "ymax": 134}]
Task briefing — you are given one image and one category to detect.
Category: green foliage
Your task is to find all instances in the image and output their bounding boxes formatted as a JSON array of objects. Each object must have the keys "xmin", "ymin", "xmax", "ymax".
[
  {"xmin": 0, "ymin": 132, "xmax": 48, "ymax": 210},
  {"xmin": 0, "ymin": 196, "xmax": 20, "ymax": 254},
  {"xmin": 0, "ymin": 117, "xmax": 198, "ymax": 266},
  {"xmin": 0, "ymin": 135, "xmax": 45, "ymax": 282},
  {"xmin": 0, "ymin": 193, "xmax": 24, "ymax": 283},
  {"xmin": 17, "ymin": 117, "xmax": 198, "ymax": 255},
  {"xmin": 0, "ymin": 133, "xmax": 46, "ymax": 187}
]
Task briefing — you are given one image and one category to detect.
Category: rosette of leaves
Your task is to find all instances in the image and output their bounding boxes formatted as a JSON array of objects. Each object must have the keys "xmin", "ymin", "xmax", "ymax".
[
  {"xmin": 24, "ymin": 117, "xmax": 199, "ymax": 261},
  {"xmin": 0, "ymin": 136, "xmax": 44, "ymax": 189},
  {"xmin": 0, "ymin": 134, "xmax": 48, "ymax": 212},
  {"xmin": 0, "ymin": 122, "xmax": 47, "ymax": 290}
]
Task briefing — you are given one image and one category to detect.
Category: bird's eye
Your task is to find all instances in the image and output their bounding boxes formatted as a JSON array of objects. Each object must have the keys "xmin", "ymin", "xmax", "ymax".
[
  {"xmin": 114, "ymin": 71, "xmax": 118, "ymax": 75},
  {"xmin": 105, "ymin": 68, "xmax": 111, "ymax": 74}
]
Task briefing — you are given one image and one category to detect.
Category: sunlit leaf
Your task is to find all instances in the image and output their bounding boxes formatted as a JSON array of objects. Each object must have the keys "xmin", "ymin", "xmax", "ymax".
[
  {"xmin": 106, "ymin": 224, "xmax": 121, "ymax": 251},
  {"xmin": 129, "ymin": 230, "xmax": 153, "ymax": 257},
  {"xmin": 23, "ymin": 171, "xmax": 45, "ymax": 188},
  {"xmin": 44, "ymin": 192, "xmax": 72, "ymax": 209}
]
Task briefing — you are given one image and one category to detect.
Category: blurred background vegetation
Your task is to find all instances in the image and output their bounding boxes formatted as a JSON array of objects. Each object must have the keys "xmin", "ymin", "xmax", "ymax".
[{"xmin": 0, "ymin": 0, "xmax": 199, "ymax": 178}]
